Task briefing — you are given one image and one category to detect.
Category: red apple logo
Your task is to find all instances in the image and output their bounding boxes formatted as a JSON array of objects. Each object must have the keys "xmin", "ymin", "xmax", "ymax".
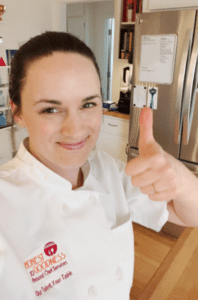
[{"xmin": 44, "ymin": 242, "xmax": 57, "ymax": 257}]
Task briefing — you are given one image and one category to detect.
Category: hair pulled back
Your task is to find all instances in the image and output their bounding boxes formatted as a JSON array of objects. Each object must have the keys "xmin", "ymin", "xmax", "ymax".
[{"xmin": 9, "ymin": 31, "xmax": 101, "ymax": 116}]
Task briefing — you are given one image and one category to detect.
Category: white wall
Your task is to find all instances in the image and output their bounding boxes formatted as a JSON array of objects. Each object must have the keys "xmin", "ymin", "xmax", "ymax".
[
  {"xmin": 0, "ymin": 0, "xmax": 114, "ymax": 94},
  {"xmin": 0, "ymin": 0, "xmax": 54, "ymax": 153},
  {"xmin": 84, "ymin": 3, "xmax": 96, "ymax": 51},
  {"xmin": 0, "ymin": 0, "xmax": 53, "ymax": 49},
  {"xmin": 0, "ymin": 0, "xmax": 114, "ymax": 99},
  {"xmin": 91, "ymin": 1, "xmax": 114, "ymax": 99},
  {"xmin": 143, "ymin": 0, "xmax": 198, "ymax": 12},
  {"xmin": 142, "ymin": 0, "xmax": 150, "ymax": 13},
  {"xmin": 66, "ymin": 1, "xmax": 114, "ymax": 100},
  {"xmin": 66, "ymin": 2, "xmax": 95, "ymax": 51}
]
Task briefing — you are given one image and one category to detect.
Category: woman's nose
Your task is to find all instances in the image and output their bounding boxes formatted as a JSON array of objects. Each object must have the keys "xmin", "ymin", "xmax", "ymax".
[{"xmin": 60, "ymin": 111, "xmax": 85, "ymax": 137}]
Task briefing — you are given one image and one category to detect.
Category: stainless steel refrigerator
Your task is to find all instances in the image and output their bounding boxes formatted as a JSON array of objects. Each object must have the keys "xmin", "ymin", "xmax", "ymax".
[
  {"xmin": 126, "ymin": 9, "xmax": 198, "ymax": 237},
  {"xmin": 127, "ymin": 9, "xmax": 198, "ymax": 177}
]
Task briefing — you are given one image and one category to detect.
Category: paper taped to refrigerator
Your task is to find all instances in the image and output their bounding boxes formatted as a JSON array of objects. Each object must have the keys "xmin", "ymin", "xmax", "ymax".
[
  {"xmin": 139, "ymin": 34, "xmax": 177, "ymax": 85},
  {"xmin": 133, "ymin": 85, "xmax": 147, "ymax": 108}
]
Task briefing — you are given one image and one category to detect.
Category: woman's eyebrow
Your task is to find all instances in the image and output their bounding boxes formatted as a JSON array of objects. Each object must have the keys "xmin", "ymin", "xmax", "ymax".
[
  {"xmin": 82, "ymin": 94, "xmax": 101, "ymax": 102},
  {"xmin": 34, "ymin": 94, "xmax": 101, "ymax": 106},
  {"xmin": 33, "ymin": 99, "xmax": 61, "ymax": 106}
]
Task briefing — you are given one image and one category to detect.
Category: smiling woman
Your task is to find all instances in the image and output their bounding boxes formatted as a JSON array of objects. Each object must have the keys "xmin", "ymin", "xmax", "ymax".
[
  {"xmin": 9, "ymin": 32, "xmax": 103, "ymax": 187},
  {"xmin": 1, "ymin": 31, "xmax": 195, "ymax": 300},
  {"xmin": 17, "ymin": 52, "xmax": 102, "ymax": 180},
  {"xmin": 9, "ymin": 31, "xmax": 102, "ymax": 115}
]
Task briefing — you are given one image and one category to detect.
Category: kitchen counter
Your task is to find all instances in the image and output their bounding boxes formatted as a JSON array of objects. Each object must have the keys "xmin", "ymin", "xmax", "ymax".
[{"xmin": 103, "ymin": 110, "xmax": 130, "ymax": 121}]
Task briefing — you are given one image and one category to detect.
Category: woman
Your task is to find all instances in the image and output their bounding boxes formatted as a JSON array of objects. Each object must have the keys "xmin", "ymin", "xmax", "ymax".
[{"xmin": 0, "ymin": 31, "xmax": 198, "ymax": 299}]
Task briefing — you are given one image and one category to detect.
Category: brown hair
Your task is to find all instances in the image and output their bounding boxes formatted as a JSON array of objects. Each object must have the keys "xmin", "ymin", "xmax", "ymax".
[{"xmin": 9, "ymin": 31, "xmax": 102, "ymax": 117}]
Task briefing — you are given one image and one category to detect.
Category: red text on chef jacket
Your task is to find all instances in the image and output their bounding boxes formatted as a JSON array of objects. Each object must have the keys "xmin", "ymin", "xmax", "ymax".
[{"xmin": 24, "ymin": 252, "xmax": 66, "ymax": 274}]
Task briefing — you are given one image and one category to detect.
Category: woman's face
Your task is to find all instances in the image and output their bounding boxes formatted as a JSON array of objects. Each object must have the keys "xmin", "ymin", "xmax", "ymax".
[{"xmin": 17, "ymin": 52, "xmax": 103, "ymax": 170}]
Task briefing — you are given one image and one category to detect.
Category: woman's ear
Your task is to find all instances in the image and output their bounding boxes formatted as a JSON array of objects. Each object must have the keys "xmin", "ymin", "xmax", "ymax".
[{"xmin": 9, "ymin": 99, "xmax": 26, "ymax": 128}]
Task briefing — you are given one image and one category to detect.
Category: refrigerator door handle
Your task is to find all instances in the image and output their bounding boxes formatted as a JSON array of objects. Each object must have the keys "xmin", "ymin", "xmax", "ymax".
[
  {"xmin": 182, "ymin": 20, "xmax": 198, "ymax": 145},
  {"xmin": 175, "ymin": 29, "xmax": 193, "ymax": 144}
]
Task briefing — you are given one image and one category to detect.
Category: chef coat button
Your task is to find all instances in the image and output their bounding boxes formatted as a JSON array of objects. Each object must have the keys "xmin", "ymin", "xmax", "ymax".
[
  {"xmin": 89, "ymin": 194, "xmax": 97, "ymax": 205},
  {"xmin": 88, "ymin": 285, "xmax": 97, "ymax": 298},
  {"xmin": 62, "ymin": 203, "xmax": 69, "ymax": 214},
  {"xmin": 116, "ymin": 266, "xmax": 123, "ymax": 281}
]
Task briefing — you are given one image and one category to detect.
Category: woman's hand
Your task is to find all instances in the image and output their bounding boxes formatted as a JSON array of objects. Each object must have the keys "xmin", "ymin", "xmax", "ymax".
[
  {"xmin": 125, "ymin": 107, "xmax": 183, "ymax": 202},
  {"xmin": 125, "ymin": 107, "xmax": 198, "ymax": 227}
]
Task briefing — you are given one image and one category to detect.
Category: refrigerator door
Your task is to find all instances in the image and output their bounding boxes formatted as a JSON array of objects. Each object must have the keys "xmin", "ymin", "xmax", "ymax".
[
  {"xmin": 179, "ymin": 13, "xmax": 198, "ymax": 172},
  {"xmin": 179, "ymin": 91, "xmax": 198, "ymax": 175},
  {"xmin": 128, "ymin": 10, "xmax": 196, "ymax": 161}
]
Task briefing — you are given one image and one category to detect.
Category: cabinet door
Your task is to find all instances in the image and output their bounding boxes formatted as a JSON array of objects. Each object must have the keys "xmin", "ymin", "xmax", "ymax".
[
  {"xmin": 103, "ymin": 116, "xmax": 129, "ymax": 138},
  {"xmin": 96, "ymin": 131, "xmax": 128, "ymax": 163},
  {"xmin": 149, "ymin": 0, "xmax": 198, "ymax": 10},
  {"xmin": 67, "ymin": 17, "xmax": 85, "ymax": 43}
]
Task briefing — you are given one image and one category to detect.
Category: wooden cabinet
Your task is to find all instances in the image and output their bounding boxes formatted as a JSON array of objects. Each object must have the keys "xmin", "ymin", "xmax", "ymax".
[
  {"xmin": 112, "ymin": 0, "xmax": 135, "ymax": 105},
  {"xmin": 119, "ymin": 22, "xmax": 135, "ymax": 62},
  {"xmin": 96, "ymin": 114, "xmax": 129, "ymax": 163}
]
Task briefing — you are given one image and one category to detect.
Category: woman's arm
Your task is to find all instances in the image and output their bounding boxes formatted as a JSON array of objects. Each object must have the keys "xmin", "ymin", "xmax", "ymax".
[
  {"xmin": 125, "ymin": 107, "xmax": 198, "ymax": 227},
  {"xmin": 167, "ymin": 156, "xmax": 198, "ymax": 227}
]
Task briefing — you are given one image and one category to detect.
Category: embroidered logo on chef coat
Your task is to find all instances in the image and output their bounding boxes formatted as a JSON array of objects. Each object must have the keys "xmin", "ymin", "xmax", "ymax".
[
  {"xmin": 44, "ymin": 241, "xmax": 57, "ymax": 256},
  {"xmin": 24, "ymin": 241, "xmax": 73, "ymax": 297}
]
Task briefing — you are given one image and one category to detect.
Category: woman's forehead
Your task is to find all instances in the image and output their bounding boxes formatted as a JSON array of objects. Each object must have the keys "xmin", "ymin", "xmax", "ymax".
[
  {"xmin": 27, "ymin": 52, "xmax": 96, "ymax": 74},
  {"xmin": 22, "ymin": 52, "xmax": 101, "ymax": 100}
]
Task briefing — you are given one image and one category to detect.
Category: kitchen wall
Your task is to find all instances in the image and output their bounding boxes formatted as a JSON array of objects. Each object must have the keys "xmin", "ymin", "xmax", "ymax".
[
  {"xmin": 0, "ymin": 0, "xmax": 53, "ymax": 163},
  {"xmin": 142, "ymin": 0, "xmax": 150, "ymax": 13},
  {"xmin": 0, "ymin": 0, "xmax": 115, "ymax": 157},
  {"xmin": 66, "ymin": 1, "xmax": 114, "ymax": 100},
  {"xmin": 0, "ymin": 0, "xmax": 114, "ymax": 89},
  {"xmin": 91, "ymin": 1, "xmax": 114, "ymax": 94},
  {"xmin": 0, "ymin": 0, "xmax": 53, "ymax": 49}
]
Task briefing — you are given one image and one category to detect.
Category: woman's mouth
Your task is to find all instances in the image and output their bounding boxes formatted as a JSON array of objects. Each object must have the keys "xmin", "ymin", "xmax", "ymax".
[{"xmin": 58, "ymin": 139, "xmax": 87, "ymax": 150}]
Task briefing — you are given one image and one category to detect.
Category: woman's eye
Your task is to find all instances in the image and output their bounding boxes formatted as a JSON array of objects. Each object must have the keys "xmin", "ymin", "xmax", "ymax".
[
  {"xmin": 83, "ymin": 102, "xmax": 97, "ymax": 109},
  {"xmin": 41, "ymin": 108, "xmax": 59, "ymax": 114}
]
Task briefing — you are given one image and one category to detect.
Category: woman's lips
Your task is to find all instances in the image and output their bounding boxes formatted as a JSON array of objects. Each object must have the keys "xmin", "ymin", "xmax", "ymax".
[{"xmin": 58, "ymin": 139, "xmax": 86, "ymax": 150}]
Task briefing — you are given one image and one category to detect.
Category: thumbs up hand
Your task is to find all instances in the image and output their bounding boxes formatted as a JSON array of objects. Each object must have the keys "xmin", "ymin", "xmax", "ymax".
[{"xmin": 125, "ymin": 107, "xmax": 180, "ymax": 202}]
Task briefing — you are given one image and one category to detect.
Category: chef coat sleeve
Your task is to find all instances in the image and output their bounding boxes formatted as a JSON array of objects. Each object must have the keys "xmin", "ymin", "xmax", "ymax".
[{"xmin": 115, "ymin": 158, "xmax": 169, "ymax": 232}]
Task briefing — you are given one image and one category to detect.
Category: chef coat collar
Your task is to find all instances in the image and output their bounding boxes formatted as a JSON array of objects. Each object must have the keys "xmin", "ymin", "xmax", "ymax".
[{"xmin": 16, "ymin": 137, "xmax": 91, "ymax": 190}]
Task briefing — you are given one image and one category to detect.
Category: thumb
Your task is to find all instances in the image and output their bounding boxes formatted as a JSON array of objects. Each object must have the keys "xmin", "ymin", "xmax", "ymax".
[{"xmin": 139, "ymin": 107, "xmax": 155, "ymax": 155}]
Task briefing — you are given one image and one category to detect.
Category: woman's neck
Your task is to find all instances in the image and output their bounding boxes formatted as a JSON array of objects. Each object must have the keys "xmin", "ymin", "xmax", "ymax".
[
  {"xmin": 47, "ymin": 164, "xmax": 84, "ymax": 190},
  {"xmin": 27, "ymin": 142, "xmax": 84, "ymax": 189},
  {"xmin": 73, "ymin": 168, "xmax": 84, "ymax": 190}
]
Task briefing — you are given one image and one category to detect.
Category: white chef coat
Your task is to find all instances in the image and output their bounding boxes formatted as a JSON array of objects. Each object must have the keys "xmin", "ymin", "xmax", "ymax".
[{"xmin": 0, "ymin": 138, "xmax": 169, "ymax": 300}]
